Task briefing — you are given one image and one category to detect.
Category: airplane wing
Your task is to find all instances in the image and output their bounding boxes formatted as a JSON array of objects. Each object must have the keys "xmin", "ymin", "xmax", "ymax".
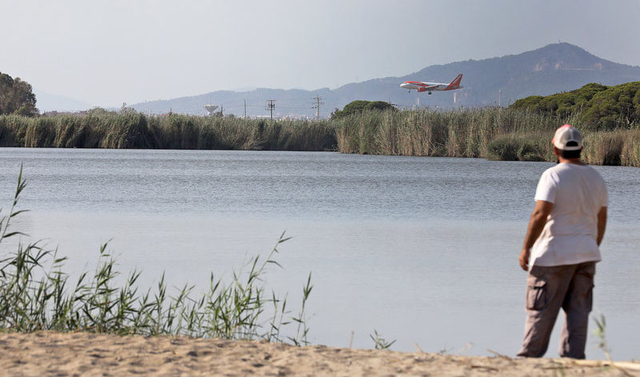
[{"xmin": 417, "ymin": 84, "xmax": 440, "ymax": 92}]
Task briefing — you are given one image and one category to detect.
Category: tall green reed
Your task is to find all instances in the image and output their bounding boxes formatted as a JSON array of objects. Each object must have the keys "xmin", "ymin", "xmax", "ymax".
[
  {"xmin": 0, "ymin": 168, "xmax": 312, "ymax": 344},
  {"xmin": 333, "ymin": 107, "xmax": 640, "ymax": 166},
  {"xmin": 370, "ymin": 329, "xmax": 396, "ymax": 350},
  {"xmin": 2, "ymin": 107, "xmax": 640, "ymax": 166},
  {"xmin": 0, "ymin": 112, "xmax": 337, "ymax": 151}
]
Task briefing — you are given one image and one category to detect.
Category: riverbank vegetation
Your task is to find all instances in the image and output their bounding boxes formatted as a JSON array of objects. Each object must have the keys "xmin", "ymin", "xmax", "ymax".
[
  {"xmin": 0, "ymin": 110, "xmax": 336, "ymax": 151},
  {"xmin": 0, "ymin": 169, "xmax": 313, "ymax": 344},
  {"xmin": 1, "ymin": 89, "xmax": 639, "ymax": 167},
  {"xmin": 333, "ymin": 107, "xmax": 640, "ymax": 167}
]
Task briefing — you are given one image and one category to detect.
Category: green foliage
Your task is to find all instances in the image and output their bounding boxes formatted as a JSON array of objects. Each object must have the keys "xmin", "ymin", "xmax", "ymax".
[
  {"xmin": 593, "ymin": 313, "xmax": 611, "ymax": 361},
  {"xmin": 486, "ymin": 137, "xmax": 520, "ymax": 161},
  {"xmin": 370, "ymin": 329, "xmax": 396, "ymax": 350},
  {"xmin": 486, "ymin": 133, "xmax": 550, "ymax": 162},
  {"xmin": 86, "ymin": 107, "xmax": 118, "ymax": 116},
  {"xmin": 0, "ymin": 72, "xmax": 38, "ymax": 117},
  {"xmin": 510, "ymin": 95, "xmax": 545, "ymax": 111},
  {"xmin": 331, "ymin": 100, "xmax": 397, "ymax": 119},
  {"xmin": 510, "ymin": 81, "xmax": 640, "ymax": 130},
  {"xmin": 581, "ymin": 82, "xmax": 640, "ymax": 130},
  {"xmin": 510, "ymin": 83, "xmax": 609, "ymax": 119},
  {"xmin": 0, "ymin": 170, "xmax": 313, "ymax": 344}
]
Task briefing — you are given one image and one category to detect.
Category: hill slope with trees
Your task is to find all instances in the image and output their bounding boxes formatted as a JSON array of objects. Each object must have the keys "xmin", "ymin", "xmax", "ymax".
[{"xmin": 510, "ymin": 81, "xmax": 640, "ymax": 130}]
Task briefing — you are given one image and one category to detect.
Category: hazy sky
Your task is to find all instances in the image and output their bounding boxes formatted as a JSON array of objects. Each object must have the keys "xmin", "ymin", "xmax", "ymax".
[{"xmin": 2, "ymin": 0, "xmax": 640, "ymax": 108}]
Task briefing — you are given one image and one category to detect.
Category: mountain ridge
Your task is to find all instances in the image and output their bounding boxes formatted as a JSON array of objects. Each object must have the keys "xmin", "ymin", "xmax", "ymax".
[{"xmin": 124, "ymin": 43, "xmax": 640, "ymax": 118}]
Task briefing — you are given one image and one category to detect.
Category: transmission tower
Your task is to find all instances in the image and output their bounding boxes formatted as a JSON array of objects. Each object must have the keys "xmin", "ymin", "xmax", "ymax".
[
  {"xmin": 312, "ymin": 96, "xmax": 324, "ymax": 119},
  {"xmin": 266, "ymin": 100, "xmax": 276, "ymax": 120}
]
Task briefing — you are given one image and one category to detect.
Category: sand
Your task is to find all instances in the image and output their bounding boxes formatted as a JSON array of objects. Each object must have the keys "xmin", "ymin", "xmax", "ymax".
[{"xmin": 0, "ymin": 332, "xmax": 637, "ymax": 376}]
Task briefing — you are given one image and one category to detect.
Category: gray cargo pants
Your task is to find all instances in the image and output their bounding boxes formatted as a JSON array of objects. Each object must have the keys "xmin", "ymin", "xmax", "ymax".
[{"xmin": 517, "ymin": 262, "xmax": 595, "ymax": 359}]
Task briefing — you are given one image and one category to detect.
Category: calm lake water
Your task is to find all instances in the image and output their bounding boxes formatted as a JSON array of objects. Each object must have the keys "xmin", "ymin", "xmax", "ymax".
[{"xmin": 1, "ymin": 148, "xmax": 638, "ymax": 359}]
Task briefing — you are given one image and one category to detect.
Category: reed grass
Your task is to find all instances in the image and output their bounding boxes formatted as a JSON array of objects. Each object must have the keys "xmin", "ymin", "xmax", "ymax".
[
  {"xmin": 333, "ymin": 107, "xmax": 558, "ymax": 158},
  {"xmin": 0, "ymin": 168, "xmax": 312, "ymax": 343},
  {"xmin": 332, "ymin": 107, "xmax": 640, "ymax": 166},
  {"xmin": 486, "ymin": 132, "xmax": 553, "ymax": 161},
  {"xmin": 620, "ymin": 130, "xmax": 640, "ymax": 167},
  {"xmin": 582, "ymin": 131, "xmax": 625, "ymax": 166},
  {"xmin": 0, "ymin": 112, "xmax": 336, "ymax": 151},
  {"xmin": 582, "ymin": 129, "xmax": 640, "ymax": 167},
  {"xmin": 2, "ymin": 107, "xmax": 640, "ymax": 166}
]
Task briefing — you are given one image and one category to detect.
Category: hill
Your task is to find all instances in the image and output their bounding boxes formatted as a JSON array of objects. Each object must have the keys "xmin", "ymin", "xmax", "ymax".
[
  {"xmin": 130, "ymin": 43, "xmax": 640, "ymax": 118},
  {"xmin": 33, "ymin": 89, "xmax": 93, "ymax": 113}
]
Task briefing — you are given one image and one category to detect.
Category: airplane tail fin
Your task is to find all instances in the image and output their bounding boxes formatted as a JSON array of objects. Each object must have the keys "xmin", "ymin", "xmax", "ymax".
[{"xmin": 446, "ymin": 74, "xmax": 463, "ymax": 89}]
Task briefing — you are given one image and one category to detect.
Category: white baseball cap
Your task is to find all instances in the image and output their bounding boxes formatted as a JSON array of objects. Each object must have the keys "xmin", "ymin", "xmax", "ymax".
[{"xmin": 552, "ymin": 124, "xmax": 583, "ymax": 151}]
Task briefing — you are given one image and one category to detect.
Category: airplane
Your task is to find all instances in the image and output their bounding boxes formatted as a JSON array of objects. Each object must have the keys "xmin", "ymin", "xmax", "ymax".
[{"xmin": 400, "ymin": 74, "xmax": 463, "ymax": 95}]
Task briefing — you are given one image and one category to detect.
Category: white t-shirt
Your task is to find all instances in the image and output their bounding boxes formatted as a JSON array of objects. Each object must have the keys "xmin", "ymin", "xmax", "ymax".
[{"xmin": 530, "ymin": 162, "xmax": 608, "ymax": 268}]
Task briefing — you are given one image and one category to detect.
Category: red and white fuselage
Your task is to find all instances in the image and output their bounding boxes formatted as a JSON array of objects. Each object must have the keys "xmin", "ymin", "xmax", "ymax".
[{"xmin": 400, "ymin": 74, "xmax": 463, "ymax": 94}]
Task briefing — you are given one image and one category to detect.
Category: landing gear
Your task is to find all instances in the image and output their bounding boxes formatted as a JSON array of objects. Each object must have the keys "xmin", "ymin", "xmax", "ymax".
[{"xmin": 428, "ymin": 92, "xmax": 432, "ymax": 95}]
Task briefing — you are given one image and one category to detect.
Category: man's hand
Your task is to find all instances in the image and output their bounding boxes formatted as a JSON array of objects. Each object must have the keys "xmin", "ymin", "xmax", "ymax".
[
  {"xmin": 597, "ymin": 206, "xmax": 607, "ymax": 246},
  {"xmin": 519, "ymin": 200, "xmax": 553, "ymax": 273},
  {"xmin": 519, "ymin": 248, "xmax": 530, "ymax": 271}
]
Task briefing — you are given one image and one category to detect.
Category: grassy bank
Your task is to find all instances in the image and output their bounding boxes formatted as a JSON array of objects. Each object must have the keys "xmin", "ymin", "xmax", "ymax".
[
  {"xmin": 0, "ymin": 169, "xmax": 312, "ymax": 344},
  {"xmin": 333, "ymin": 107, "xmax": 640, "ymax": 167},
  {"xmin": 0, "ymin": 112, "xmax": 336, "ymax": 151},
  {"xmin": 2, "ymin": 108, "xmax": 639, "ymax": 166}
]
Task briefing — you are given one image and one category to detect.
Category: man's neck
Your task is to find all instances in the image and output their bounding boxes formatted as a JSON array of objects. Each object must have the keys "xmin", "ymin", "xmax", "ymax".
[{"xmin": 558, "ymin": 157, "xmax": 584, "ymax": 165}]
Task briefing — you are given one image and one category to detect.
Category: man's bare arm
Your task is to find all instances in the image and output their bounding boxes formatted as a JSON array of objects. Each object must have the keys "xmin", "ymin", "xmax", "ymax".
[
  {"xmin": 519, "ymin": 200, "xmax": 554, "ymax": 271},
  {"xmin": 597, "ymin": 206, "xmax": 607, "ymax": 246}
]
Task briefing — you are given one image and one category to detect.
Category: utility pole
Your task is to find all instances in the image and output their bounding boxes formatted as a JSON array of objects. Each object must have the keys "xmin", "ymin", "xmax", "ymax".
[
  {"xmin": 312, "ymin": 96, "xmax": 324, "ymax": 119},
  {"xmin": 244, "ymin": 100, "xmax": 247, "ymax": 119},
  {"xmin": 266, "ymin": 100, "xmax": 276, "ymax": 120}
]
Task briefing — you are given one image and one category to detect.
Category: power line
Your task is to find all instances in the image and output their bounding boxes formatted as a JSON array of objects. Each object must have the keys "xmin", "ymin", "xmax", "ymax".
[
  {"xmin": 312, "ymin": 96, "xmax": 324, "ymax": 119},
  {"xmin": 266, "ymin": 99, "xmax": 276, "ymax": 120}
]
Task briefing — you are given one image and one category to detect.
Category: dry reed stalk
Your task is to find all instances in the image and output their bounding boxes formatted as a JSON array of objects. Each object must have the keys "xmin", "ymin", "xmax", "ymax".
[{"xmin": 621, "ymin": 130, "xmax": 640, "ymax": 166}]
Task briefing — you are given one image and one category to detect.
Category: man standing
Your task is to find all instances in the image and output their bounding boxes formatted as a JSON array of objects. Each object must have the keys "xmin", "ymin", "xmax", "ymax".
[{"xmin": 517, "ymin": 125, "xmax": 608, "ymax": 359}]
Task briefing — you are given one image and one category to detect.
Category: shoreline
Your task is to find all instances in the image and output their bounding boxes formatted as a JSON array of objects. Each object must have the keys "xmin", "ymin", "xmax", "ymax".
[{"xmin": 0, "ymin": 332, "xmax": 637, "ymax": 376}]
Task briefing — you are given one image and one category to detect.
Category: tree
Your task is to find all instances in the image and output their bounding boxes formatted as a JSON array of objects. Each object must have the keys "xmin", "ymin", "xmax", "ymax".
[
  {"xmin": 581, "ymin": 82, "xmax": 640, "ymax": 130},
  {"xmin": 510, "ymin": 83, "xmax": 609, "ymax": 117},
  {"xmin": 0, "ymin": 72, "xmax": 38, "ymax": 116},
  {"xmin": 509, "ymin": 81, "xmax": 640, "ymax": 130},
  {"xmin": 331, "ymin": 100, "xmax": 397, "ymax": 119}
]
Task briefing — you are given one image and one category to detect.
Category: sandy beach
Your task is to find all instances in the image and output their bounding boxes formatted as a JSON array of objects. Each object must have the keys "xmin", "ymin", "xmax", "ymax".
[{"xmin": 0, "ymin": 332, "xmax": 637, "ymax": 376}]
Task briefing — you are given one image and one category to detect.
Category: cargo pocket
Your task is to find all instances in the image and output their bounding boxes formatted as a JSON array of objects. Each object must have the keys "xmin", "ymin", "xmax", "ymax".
[{"xmin": 526, "ymin": 281, "xmax": 547, "ymax": 311}]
